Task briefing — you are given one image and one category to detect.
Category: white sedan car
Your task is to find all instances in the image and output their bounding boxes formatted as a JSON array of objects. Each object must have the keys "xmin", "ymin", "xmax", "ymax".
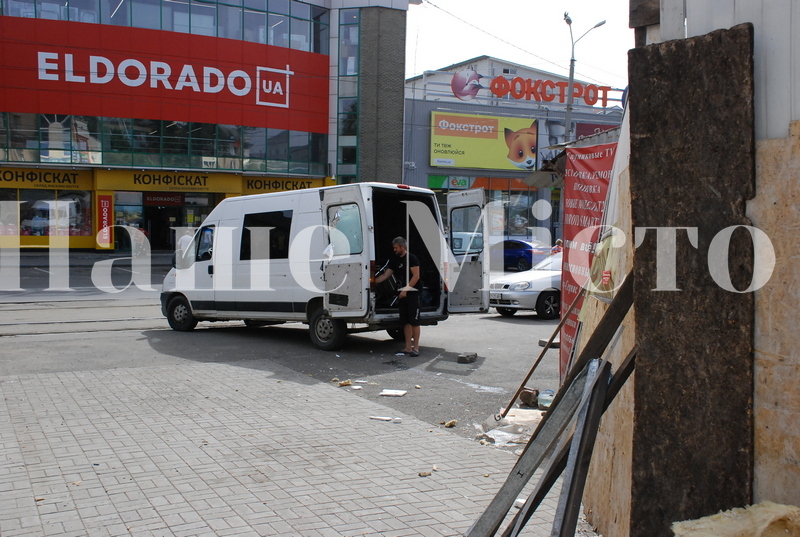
[{"xmin": 489, "ymin": 253, "xmax": 562, "ymax": 319}]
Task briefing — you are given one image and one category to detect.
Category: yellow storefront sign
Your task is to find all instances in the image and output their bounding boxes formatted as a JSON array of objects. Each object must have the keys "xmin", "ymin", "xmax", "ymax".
[
  {"xmin": 96, "ymin": 170, "xmax": 242, "ymax": 194},
  {"xmin": 430, "ymin": 112, "xmax": 539, "ymax": 172},
  {"xmin": 0, "ymin": 167, "xmax": 93, "ymax": 190},
  {"xmin": 241, "ymin": 177, "xmax": 331, "ymax": 195}
]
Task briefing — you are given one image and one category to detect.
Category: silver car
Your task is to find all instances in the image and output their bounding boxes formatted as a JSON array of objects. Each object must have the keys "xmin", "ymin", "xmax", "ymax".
[{"xmin": 489, "ymin": 253, "xmax": 561, "ymax": 319}]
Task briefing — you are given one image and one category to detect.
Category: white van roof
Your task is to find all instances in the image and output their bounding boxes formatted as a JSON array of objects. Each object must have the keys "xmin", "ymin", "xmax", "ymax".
[{"xmin": 222, "ymin": 182, "xmax": 435, "ymax": 205}]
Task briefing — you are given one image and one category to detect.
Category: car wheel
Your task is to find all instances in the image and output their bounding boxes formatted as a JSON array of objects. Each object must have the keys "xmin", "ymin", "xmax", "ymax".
[
  {"xmin": 496, "ymin": 307, "xmax": 517, "ymax": 317},
  {"xmin": 516, "ymin": 257, "xmax": 531, "ymax": 271},
  {"xmin": 535, "ymin": 291, "xmax": 560, "ymax": 320},
  {"xmin": 309, "ymin": 308, "xmax": 347, "ymax": 351},
  {"xmin": 386, "ymin": 328, "xmax": 405, "ymax": 341},
  {"xmin": 167, "ymin": 296, "xmax": 198, "ymax": 331}
]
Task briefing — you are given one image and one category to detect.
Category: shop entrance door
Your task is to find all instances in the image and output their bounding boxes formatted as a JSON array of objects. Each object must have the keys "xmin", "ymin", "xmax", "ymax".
[{"xmin": 144, "ymin": 206, "xmax": 181, "ymax": 250}]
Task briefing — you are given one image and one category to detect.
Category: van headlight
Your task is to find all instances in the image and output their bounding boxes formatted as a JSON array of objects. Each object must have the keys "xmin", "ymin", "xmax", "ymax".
[{"xmin": 509, "ymin": 282, "xmax": 531, "ymax": 291}]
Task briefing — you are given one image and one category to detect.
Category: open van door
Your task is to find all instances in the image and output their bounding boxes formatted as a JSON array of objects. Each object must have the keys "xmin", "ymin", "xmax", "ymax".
[
  {"xmin": 320, "ymin": 186, "xmax": 369, "ymax": 317},
  {"xmin": 447, "ymin": 189, "xmax": 489, "ymax": 312}
]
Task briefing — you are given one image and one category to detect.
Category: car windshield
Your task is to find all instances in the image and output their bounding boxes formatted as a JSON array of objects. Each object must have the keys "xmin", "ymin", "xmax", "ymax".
[{"xmin": 532, "ymin": 253, "xmax": 562, "ymax": 271}]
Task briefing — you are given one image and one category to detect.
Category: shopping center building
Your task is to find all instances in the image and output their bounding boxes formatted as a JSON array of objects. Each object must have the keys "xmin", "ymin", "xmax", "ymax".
[
  {"xmin": 0, "ymin": 0, "xmax": 412, "ymax": 249},
  {"xmin": 403, "ymin": 56, "xmax": 624, "ymax": 244}
]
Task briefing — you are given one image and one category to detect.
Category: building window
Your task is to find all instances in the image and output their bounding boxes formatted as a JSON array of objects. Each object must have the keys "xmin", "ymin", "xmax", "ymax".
[
  {"xmin": 0, "ymin": 112, "xmax": 324, "ymax": 174},
  {"xmin": 131, "ymin": 0, "xmax": 161, "ymax": 29},
  {"xmin": 12, "ymin": 189, "xmax": 92, "ymax": 236},
  {"xmin": 339, "ymin": 9, "xmax": 359, "ymax": 76},
  {"xmin": 337, "ymin": 8, "xmax": 359, "ymax": 182}
]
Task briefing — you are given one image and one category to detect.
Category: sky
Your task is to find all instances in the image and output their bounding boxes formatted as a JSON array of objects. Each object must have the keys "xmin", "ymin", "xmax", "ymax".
[{"xmin": 405, "ymin": 0, "xmax": 635, "ymax": 90}]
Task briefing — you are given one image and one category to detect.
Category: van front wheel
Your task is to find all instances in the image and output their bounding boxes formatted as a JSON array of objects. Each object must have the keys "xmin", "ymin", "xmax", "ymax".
[
  {"xmin": 167, "ymin": 296, "xmax": 198, "ymax": 331},
  {"xmin": 309, "ymin": 308, "xmax": 347, "ymax": 350}
]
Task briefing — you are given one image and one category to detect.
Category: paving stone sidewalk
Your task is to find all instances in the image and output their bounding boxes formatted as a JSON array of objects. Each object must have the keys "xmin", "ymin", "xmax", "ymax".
[{"xmin": 0, "ymin": 360, "xmax": 596, "ymax": 536}]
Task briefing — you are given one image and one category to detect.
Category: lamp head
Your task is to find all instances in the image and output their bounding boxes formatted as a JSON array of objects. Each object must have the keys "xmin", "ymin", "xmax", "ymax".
[
  {"xmin": 564, "ymin": 12, "xmax": 572, "ymax": 25},
  {"xmin": 594, "ymin": 20, "xmax": 606, "ymax": 29}
]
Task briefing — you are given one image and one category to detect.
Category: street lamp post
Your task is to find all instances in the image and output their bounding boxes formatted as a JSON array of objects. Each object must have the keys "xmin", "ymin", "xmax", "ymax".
[{"xmin": 563, "ymin": 13, "xmax": 606, "ymax": 142}]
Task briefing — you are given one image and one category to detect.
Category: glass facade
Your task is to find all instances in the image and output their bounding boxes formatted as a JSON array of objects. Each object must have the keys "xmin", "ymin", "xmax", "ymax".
[
  {"xmin": 0, "ymin": 114, "xmax": 328, "ymax": 174},
  {"xmin": 0, "ymin": 188, "xmax": 93, "ymax": 237},
  {"xmin": 336, "ymin": 8, "xmax": 359, "ymax": 183},
  {"xmin": 0, "ymin": 1, "xmax": 330, "ymax": 175}
]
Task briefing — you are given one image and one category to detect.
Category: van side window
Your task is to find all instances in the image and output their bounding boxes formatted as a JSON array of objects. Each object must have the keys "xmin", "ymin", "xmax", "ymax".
[
  {"xmin": 327, "ymin": 203, "xmax": 362, "ymax": 255},
  {"xmin": 240, "ymin": 210, "xmax": 293, "ymax": 260},
  {"xmin": 450, "ymin": 206, "xmax": 483, "ymax": 254},
  {"xmin": 197, "ymin": 226, "xmax": 214, "ymax": 262}
]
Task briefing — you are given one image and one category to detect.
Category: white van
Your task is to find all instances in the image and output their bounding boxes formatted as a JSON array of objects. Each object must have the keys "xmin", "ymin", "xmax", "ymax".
[{"xmin": 160, "ymin": 182, "xmax": 488, "ymax": 350}]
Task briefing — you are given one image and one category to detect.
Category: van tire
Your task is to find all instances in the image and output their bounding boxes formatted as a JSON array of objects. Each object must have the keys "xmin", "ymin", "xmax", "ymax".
[
  {"xmin": 535, "ymin": 291, "xmax": 560, "ymax": 320},
  {"xmin": 386, "ymin": 328, "xmax": 405, "ymax": 341},
  {"xmin": 309, "ymin": 308, "xmax": 347, "ymax": 350},
  {"xmin": 167, "ymin": 296, "xmax": 198, "ymax": 331}
]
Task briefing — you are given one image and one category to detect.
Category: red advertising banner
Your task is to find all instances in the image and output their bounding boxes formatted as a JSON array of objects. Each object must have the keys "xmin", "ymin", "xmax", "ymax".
[
  {"xmin": 559, "ymin": 143, "xmax": 617, "ymax": 380},
  {"xmin": 96, "ymin": 194, "xmax": 113, "ymax": 248},
  {"xmin": 0, "ymin": 18, "xmax": 330, "ymax": 133}
]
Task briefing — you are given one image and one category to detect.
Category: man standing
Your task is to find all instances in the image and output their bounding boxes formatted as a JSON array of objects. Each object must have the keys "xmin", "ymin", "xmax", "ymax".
[{"xmin": 375, "ymin": 237, "xmax": 421, "ymax": 357}]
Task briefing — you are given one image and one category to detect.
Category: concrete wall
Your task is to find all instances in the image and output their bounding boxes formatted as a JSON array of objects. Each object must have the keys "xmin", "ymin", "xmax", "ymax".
[{"xmin": 358, "ymin": 7, "xmax": 406, "ymax": 183}]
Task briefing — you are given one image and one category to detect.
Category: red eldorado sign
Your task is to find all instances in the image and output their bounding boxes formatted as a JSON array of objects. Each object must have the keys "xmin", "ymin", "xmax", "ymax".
[
  {"xmin": 559, "ymin": 143, "xmax": 616, "ymax": 380},
  {"xmin": 0, "ymin": 18, "xmax": 330, "ymax": 132}
]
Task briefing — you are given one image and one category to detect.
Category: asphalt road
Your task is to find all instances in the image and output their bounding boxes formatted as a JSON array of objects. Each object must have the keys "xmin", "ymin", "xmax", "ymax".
[{"xmin": 0, "ymin": 291, "xmax": 562, "ymax": 446}]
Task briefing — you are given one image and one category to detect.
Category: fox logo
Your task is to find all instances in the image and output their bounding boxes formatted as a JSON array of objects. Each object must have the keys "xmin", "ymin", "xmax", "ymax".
[{"xmin": 504, "ymin": 122, "xmax": 538, "ymax": 170}]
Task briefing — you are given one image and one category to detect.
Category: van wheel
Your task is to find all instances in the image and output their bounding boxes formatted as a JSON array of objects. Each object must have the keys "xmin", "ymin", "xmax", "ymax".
[
  {"xmin": 386, "ymin": 328, "xmax": 405, "ymax": 341},
  {"xmin": 496, "ymin": 307, "xmax": 517, "ymax": 317},
  {"xmin": 536, "ymin": 291, "xmax": 560, "ymax": 320},
  {"xmin": 309, "ymin": 309, "xmax": 347, "ymax": 351},
  {"xmin": 167, "ymin": 296, "xmax": 198, "ymax": 331}
]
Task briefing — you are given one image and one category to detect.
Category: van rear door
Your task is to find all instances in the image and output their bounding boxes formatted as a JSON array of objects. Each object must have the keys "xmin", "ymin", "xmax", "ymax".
[
  {"xmin": 320, "ymin": 186, "xmax": 369, "ymax": 317},
  {"xmin": 447, "ymin": 189, "xmax": 489, "ymax": 312}
]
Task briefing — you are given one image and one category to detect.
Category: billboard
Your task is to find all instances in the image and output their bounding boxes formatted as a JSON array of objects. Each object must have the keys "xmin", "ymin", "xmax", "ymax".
[
  {"xmin": 0, "ymin": 18, "xmax": 330, "ymax": 133},
  {"xmin": 430, "ymin": 112, "xmax": 538, "ymax": 172}
]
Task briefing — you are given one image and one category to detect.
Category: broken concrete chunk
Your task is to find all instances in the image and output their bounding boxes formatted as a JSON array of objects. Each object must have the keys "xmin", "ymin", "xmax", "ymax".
[
  {"xmin": 443, "ymin": 420, "xmax": 457, "ymax": 428},
  {"xmin": 457, "ymin": 352, "xmax": 477, "ymax": 363},
  {"xmin": 519, "ymin": 388, "xmax": 540, "ymax": 407}
]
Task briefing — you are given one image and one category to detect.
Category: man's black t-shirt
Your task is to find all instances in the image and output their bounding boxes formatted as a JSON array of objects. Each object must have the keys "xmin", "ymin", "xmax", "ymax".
[{"xmin": 388, "ymin": 252, "xmax": 422, "ymax": 291}]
